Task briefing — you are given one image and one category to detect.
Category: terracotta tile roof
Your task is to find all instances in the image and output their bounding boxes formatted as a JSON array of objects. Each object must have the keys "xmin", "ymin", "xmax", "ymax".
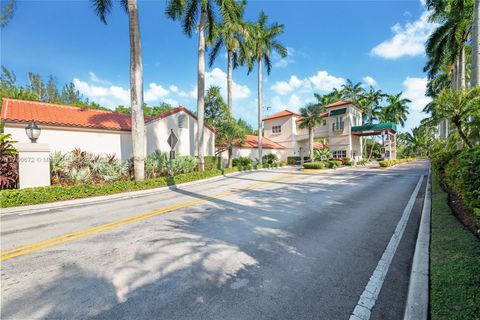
[
  {"xmin": 234, "ymin": 135, "xmax": 285, "ymax": 149},
  {"xmin": 263, "ymin": 109, "xmax": 300, "ymax": 121},
  {"xmin": 0, "ymin": 98, "xmax": 215, "ymax": 133}
]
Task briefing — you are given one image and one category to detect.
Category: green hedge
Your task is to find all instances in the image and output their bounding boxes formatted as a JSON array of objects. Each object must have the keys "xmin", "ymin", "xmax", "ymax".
[
  {"xmin": 378, "ymin": 158, "xmax": 414, "ymax": 167},
  {"xmin": 287, "ymin": 156, "xmax": 310, "ymax": 165},
  {"xmin": 232, "ymin": 156, "xmax": 252, "ymax": 167},
  {"xmin": 432, "ymin": 147, "xmax": 480, "ymax": 223},
  {"xmin": 0, "ymin": 169, "xmax": 230, "ymax": 208},
  {"xmin": 303, "ymin": 162, "xmax": 325, "ymax": 169}
]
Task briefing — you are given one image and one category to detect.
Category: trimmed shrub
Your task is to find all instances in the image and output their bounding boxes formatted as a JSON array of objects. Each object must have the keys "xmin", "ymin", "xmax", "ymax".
[
  {"xmin": 232, "ymin": 156, "xmax": 252, "ymax": 167},
  {"xmin": 287, "ymin": 156, "xmax": 309, "ymax": 165},
  {"xmin": 262, "ymin": 154, "xmax": 279, "ymax": 165},
  {"xmin": 303, "ymin": 162, "xmax": 325, "ymax": 170}
]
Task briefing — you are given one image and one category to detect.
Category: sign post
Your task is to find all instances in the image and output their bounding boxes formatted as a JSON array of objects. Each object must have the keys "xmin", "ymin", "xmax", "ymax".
[{"xmin": 167, "ymin": 129, "xmax": 178, "ymax": 176}]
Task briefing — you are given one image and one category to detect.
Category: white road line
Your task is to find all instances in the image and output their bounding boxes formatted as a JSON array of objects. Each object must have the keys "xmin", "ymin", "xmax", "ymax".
[{"xmin": 349, "ymin": 175, "xmax": 424, "ymax": 320}]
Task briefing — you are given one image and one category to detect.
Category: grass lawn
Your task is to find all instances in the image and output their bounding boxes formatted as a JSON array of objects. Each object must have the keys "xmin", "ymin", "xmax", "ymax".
[{"xmin": 430, "ymin": 173, "xmax": 480, "ymax": 320}]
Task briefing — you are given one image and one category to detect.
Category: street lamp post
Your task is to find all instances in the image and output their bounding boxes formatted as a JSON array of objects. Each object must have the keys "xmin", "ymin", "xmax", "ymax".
[{"xmin": 25, "ymin": 121, "xmax": 41, "ymax": 143}]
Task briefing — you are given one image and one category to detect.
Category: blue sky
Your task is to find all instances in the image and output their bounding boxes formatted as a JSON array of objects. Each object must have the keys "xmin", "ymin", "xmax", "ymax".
[{"xmin": 1, "ymin": 0, "xmax": 435, "ymax": 133}]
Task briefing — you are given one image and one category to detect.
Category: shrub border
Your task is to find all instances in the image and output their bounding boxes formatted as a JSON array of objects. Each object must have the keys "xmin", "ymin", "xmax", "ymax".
[{"xmin": 1, "ymin": 167, "xmax": 249, "ymax": 209}]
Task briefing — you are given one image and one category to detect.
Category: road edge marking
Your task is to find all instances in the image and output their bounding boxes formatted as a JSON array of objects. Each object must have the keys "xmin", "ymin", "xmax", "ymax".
[
  {"xmin": 349, "ymin": 175, "xmax": 424, "ymax": 320},
  {"xmin": 403, "ymin": 168, "xmax": 431, "ymax": 320}
]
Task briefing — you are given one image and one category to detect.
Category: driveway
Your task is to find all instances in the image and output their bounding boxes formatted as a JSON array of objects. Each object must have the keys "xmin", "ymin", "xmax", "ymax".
[{"xmin": 1, "ymin": 160, "xmax": 429, "ymax": 319}]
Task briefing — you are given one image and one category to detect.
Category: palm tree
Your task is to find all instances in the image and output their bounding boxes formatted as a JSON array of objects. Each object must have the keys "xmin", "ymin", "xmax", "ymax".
[
  {"xmin": 208, "ymin": 0, "xmax": 247, "ymax": 115},
  {"xmin": 473, "ymin": 0, "xmax": 480, "ymax": 86},
  {"xmin": 357, "ymin": 87, "xmax": 383, "ymax": 160},
  {"xmin": 382, "ymin": 93, "xmax": 410, "ymax": 127},
  {"xmin": 424, "ymin": 0, "xmax": 473, "ymax": 89},
  {"xmin": 340, "ymin": 79, "xmax": 364, "ymax": 103},
  {"xmin": 91, "ymin": 0, "xmax": 145, "ymax": 181},
  {"xmin": 241, "ymin": 11, "xmax": 287, "ymax": 162},
  {"xmin": 298, "ymin": 104, "xmax": 324, "ymax": 162},
  {"xmin": 167, "ymin": 0, "xmax": 236, "ymax": 171},
  {"xmin": 431, "ymin": 87, "xmax": 480, "ymax": 148}
]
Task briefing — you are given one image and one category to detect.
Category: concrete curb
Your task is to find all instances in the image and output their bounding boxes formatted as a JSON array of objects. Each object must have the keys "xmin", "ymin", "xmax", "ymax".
[
  {"xmin": 403, "ymin": 169, "xmax": 431, "ymax": 320},
  {"xmin": 0, "ymin": 166, "xmax": 300, "ymax": 216},
  {"xmin": 0, "ymin": 170, "xmax": 248, "ymax": 216}
]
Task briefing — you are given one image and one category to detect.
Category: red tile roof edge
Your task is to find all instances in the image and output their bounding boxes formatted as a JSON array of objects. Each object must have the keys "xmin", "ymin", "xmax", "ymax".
[
  {"xmin": 262, "ymin": 109, "xmax": 301, "ymax": 121},
  {"xmin": 1, "ymin": 98, "xmax": 215, "ymax": 133}
]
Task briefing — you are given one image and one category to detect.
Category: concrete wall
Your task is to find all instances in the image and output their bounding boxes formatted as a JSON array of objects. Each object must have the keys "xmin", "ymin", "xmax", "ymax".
[
  {"xmin": 5, "ymin": 124, "xmax": 133, "ymax": 161},
  {"xmin": 220, "ymin": 147, "xmax": 286, "ymax": 167},
  {"xmin": 146, "ymin": 110, "xmax": 215, "ymax": 157}
]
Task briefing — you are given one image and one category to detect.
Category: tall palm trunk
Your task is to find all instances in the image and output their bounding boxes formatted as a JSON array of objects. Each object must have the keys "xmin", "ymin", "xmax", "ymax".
[
  {"xmin": 227, "ymin": 50, "xmax": 233, "ymax": 167},
  {"xmin": 227, "ymin": 50, "xmax": 233, "ymax": 114},
  {"xmin": 128, "ymin": 0, "xmax": 145, "ymax": 181},
  {"xmin": 197, "ymin": 9, "xmax": 206, "ymax": 172},
  {"xmin": 257, "ymin": 58, "xmax": 263, "ymax": 163},
  {"xmin": 309, "ymin": 127, "xmax": 314, "ymax": 161},
  {"xmin": 473, "ymin": 0, "xmax": 480, "ymax": 86},
  {"xmin": 459, "ymin": 46, "xmax": 466, "ymax": 88}
]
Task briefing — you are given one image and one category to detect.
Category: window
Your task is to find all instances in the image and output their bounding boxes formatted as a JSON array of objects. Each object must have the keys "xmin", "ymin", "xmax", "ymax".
[
  {"xmin": 332, "ymin": 150, "xmax": 347, "ymax": 158},
  {"xmin": 178, "ymin": 114, "xmax": 186, "ymax": 128},
  {"xmin": 322, "ymin": 119, "xmax": 327, "ymax": 126},
  {"xmin": 272, "ymin": 125, "xmax": 281, "ymax": 133}
]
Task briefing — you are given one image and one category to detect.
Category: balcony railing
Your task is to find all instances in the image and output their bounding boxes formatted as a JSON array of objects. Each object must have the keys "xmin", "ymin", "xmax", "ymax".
[{"xmin": 332, "ymin": 122, "xmax": 345, "ymax": 132}]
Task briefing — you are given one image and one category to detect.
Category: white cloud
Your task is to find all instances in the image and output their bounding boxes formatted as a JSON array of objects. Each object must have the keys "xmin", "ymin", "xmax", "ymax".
[
  {"xmin": 208, "ymin": 68, "xmax": 251, "ymax": 99},
  {"xmin": 88, "ymin": 72, "xmax": 111, "ymax": 85},
  {"xmin": 371, "ymin": 11, "xmax": 436, "ymax": 59},
  {"xmin": 270, "ymin": 75, "xmax": 309, "ymax": 95},
  {"xmin": 287, "ymin": 94, "xmax": 302, "ymax": 108},
  {"xmin": 401, "ymin": 76, "xmax": 431, "ymax": 112},
  {"xmin": 74, "ymin": 77, "xmax": 179, "ymax": 108},
  {"xmin": 188, "ymin": 67, "xmax": 251, "ymax": 100},
  {"xmin": 270, "ymin": 70, "xmax": 344, "ymax": 96},
  {"xmin": 144, "ymin": 83, "xmax": 170, "ymax": 103},
  {"xmin": 73, "ymin": 78, "xmax": 130, "ymax": 107},
  {"xmin": 363, "ymin": 76, "xmax": 377, "ymax": 87},
  {"xmin": 273, "ymin": 46, "xmax": 296, "ymax": 68},
  {"xmin": 308, "ymin": 71, "xmax": 345, "ymax": 92},
  {"xmin": 164, "ymin": 98, "xmax": 179, "ymax": 106}
]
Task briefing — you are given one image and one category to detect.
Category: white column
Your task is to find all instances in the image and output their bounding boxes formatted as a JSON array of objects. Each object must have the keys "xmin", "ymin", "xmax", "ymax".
[{"xmin": 17, "ymin": 143, "xmax": 51, "ymax": 189}]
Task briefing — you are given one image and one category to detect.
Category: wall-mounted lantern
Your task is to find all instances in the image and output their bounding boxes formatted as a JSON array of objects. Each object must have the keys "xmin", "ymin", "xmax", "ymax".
[{"xmin": 25, "ymin": 121, "xmax": 41, "ymax": 143}]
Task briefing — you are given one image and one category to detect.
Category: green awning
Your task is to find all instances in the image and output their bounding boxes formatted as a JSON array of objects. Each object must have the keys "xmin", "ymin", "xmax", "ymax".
[
  {"xmin": 329, "ymin": 108, "xmax": 346, "ymax": 116},
  {"xmin": 352, "ymin": 122, "xmax": 397, "ymax": 133}
]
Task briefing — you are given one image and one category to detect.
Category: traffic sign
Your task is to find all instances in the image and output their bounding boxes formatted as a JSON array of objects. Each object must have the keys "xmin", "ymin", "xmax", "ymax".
[{"xmin": 167, "ymin": 129, "xmax": 178, "ymax": 149}]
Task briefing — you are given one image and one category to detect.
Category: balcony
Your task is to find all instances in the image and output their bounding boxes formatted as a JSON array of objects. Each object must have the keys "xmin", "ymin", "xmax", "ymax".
[{"xmin": 332, "ymin": 122, "xmax": 345, "ymax": 132}]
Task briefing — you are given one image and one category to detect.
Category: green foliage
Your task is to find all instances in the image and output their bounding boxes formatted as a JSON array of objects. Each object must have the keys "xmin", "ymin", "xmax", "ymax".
[
  {"xmin": 114, "ymin": 102, "xmax": 173, "ymax": 117},
  {"xmin": 204, "ymin": 156, "xmax": 222, "ymax": 170},
  {"xmin": 0, "ymin": 133, "xmax": 18, "ymax": 189},
  {"xmin": 287, "ymin": 156, "xmax": 309, "ymax": 165},
  {"xmin": 232, "ymin": 156, "xmax": 252, "ymax": 167},
  {"xmin": 303, "ymin": 162, "xmax": 325, "ymax": 170},
  {"xmin": 0, "ymin": 66, "xmax": 109, "ymax": 109},
  {"xmin": 50, "ymin": 149, "xmax": 130, "ymax": 184},
  {"xmin": 430, "ymin": 174, "xmax": 480, "ymax": 320},
  {"xmin": 437, "ymin": 147, "xmax": 480, "ymax": 215},
  {"xmin": 262, "ymin": 153, "xmax": 278, "ymax": 165},
  {"xmin": 378, "ymin": 158, "xmax": 414, "ymax": 167},
  {"xmin": 313, "ymin": 149, "xmax": 330, "ymax": 161},
  {"xmin": 0, "ymin": 169, "xmax": 228, "ymax": 208},
  {"xmin": 145, "ymin": 151, "xmax": 197, "ymax": 178}
]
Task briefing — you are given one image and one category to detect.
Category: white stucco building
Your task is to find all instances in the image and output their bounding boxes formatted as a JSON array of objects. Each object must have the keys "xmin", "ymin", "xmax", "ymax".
[
  {"xmin": 242, "ymin": 100, "xmax": 397, "ymax": 162},
  {"xmin": 1, "ymin": 98, "xmax": 215, "ymax": 161}
]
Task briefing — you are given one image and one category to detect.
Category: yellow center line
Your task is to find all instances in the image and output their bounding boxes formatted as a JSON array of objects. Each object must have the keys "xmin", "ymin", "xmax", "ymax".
[{"xmin": 1, "ymin": 173, "xmax": 301, "ymax": 261}]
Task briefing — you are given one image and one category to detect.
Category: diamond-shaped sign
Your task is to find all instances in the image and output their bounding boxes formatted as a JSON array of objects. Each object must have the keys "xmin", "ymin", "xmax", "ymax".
[{"xmin": 167, "ymin": 129, "xmax": 178, "ymax": 149}]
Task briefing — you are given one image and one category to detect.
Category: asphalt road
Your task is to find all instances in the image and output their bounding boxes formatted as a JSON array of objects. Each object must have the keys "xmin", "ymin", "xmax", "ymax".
[{"xmin": 1, "ymin": 160, "xmax": 429, "ymax": 320}]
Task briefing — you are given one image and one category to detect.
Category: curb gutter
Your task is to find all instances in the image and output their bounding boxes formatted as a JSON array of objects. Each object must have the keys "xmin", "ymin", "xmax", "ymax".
[
  {"xmin": 1, "ymin": 167, "xmax": 300, "ymax": 216},
  {"xmin": 404, "ymin": 169, "xmax": 431, "ymax": 320}
]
